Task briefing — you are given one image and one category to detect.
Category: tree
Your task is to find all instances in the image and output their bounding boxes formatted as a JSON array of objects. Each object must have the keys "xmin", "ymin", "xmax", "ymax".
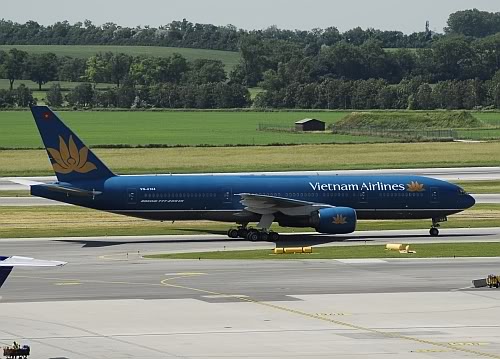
[
  {"xmin": 16, "ymin": 84, "xmax": 35, "ymax": 107},
  {"xmin": 46, "ymin": 83, "xmax": 63, "ymax": 106},
  {"xmin": 411, "ymin": 83, "xmax": 435, "ymax": 109},
  {"xmin": 84, "ymin": 54, "xmax": 108, "ymax": 87},
  {"xmin": 0, "ymin": 89, "xmax": 16, "ymax": 108},
  {"xmin": 431, "ymin": 36, "xmax": 476, "ymax": 81},
  {"xmin": 28, "ymin": 53, "xmax": 59, "ymax": 90},
  {"xmin": 446, "ymin": 9, "xmax": 500, "ymax": 38},
  {"xmin": 317, "ymin": 42, "xmax": 366, "ymax": 80},
  {"xmin": 116, "ymin": 80, "xmax": 136, "ymax": 107},
  {"xmin": 106, "ymin": 53, "xmax": 132, "ymax": 87},
  {"xmin": 58, "ymin": 57, "xmax": 86, "ymax": 82},
  {"xmin": 188, "ymin": 59, "xmax": 226, "ymax": 84},
  {"xmin": 237, "ymin": 34, "xmax": 270, "ymax": 86},
  {"xmin": 2, "ymin": 49, "xmax": 28, "ymax": 90},
  {"xmin": 66, "ymin": 83, "xmax": 94, "ymax": 107}
]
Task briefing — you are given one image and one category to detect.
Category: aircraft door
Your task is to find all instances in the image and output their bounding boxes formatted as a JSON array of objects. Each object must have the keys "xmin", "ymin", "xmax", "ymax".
[
  {"xmin": 359, "ymin": 191, "xmax": 367, "ymax": 204},
  {"xmin": 430, "ymin": 187, "xmax": 439, "ymax": 203},
  {"xmin": 127, "ymin": 188, "xmax": 137, "ymax": 205},
  {"xmin": 223, "ymin": 188, "xmax": 233, "ymax": 204}
]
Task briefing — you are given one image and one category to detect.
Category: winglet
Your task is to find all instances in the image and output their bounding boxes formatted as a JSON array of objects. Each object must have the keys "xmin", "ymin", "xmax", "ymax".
[{"xmin": 31, "ymin": 106, "xmax": 115, "ymax": 183}]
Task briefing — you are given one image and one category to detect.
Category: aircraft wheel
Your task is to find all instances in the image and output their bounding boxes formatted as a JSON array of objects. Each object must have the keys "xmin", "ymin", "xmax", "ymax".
[
  {"xmin": 269, "ymin": 232, "xmax": 280, "ymax": 241},
  {"xmin": 247, "ymin": 230, "xmax": 259, "ymax": 242},
  {"xmin": 237, "ymin": 228, "xmax": 248, "ymax": 238},
  {"xmin": 429, "ymin": 228, "xmax": 439, "ymax": 237},
  {"xmin": 228, "ymin": 228, "xmax": 239, "ymax": 238},
  {"xmin": 260, "ymin": 232, "xmax": 269, "ymax": 241}
]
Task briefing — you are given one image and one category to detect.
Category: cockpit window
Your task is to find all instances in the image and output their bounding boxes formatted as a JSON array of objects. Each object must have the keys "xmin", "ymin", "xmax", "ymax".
[{"xmin": 458, "ymin": 188, "xmax": 468, "ymax": 195}]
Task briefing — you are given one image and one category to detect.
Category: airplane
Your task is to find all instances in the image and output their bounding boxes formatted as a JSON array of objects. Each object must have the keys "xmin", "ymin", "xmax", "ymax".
[
  {"xmin": 0, "ymin": 256, "xmax": 66, "ymax": 289},
  {"xmin": 26, "ymin": 106, "xmax": 475, "ymax": 241}
]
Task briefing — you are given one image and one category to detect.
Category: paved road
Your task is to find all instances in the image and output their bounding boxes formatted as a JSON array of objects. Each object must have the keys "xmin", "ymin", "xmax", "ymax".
[
  {"xmin": 1, "ymin": 231, "xmax": 500, "ymax": 358},
  {"xmin": 2, "ymin": 166, "xmax": 500, "ymax": 191}
]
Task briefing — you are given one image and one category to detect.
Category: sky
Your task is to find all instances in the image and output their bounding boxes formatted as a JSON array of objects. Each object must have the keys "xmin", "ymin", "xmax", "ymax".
[{"xmin": 2, "ymin": 0, "xmax": 500, "ymax": 34}]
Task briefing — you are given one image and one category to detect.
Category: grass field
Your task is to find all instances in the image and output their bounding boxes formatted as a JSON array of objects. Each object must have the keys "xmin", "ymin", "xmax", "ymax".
[
  {"xmin": 145, "ymin": 242, "xmax": 500, "ymax": 260},
  {"xmin": 0, "ymin": 45, "xmax": 240, "ymax": 70},
  {"xmin": 454, "ymin": 180, "xmax": 500, "ymax": 194},
  {"xmin": 0, "ymin": 110, "xmax": 372, "ymax": 148},
  {"xmin": 1, "ymin": 141, "xmax": 499, "ymax": 176},
  {"xmin": 2, "ymin": 110, "xmax": 500, "ymax": 149},
  {"xmin": 144, "ymin": 243, "xmax": 500, "ymax": 260},
  {"xmin": 0, "ymin": 204, "xmax": 497, "ymax": 239}
]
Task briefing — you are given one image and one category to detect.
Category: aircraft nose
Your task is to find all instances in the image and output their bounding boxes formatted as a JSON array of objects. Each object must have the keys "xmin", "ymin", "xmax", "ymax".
[{"xmin": 463, "ymin": 194, "xmax": 476, "ymax": 209}]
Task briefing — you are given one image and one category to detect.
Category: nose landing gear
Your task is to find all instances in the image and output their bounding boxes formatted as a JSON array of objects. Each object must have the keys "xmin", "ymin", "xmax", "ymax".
[
  {"xmin": 429, "ymin": 227, "xmax": 439, "ymax": 237},
  {"xmin": 430, "ymin": 217, "xmax": 447, "ymax": 237}
]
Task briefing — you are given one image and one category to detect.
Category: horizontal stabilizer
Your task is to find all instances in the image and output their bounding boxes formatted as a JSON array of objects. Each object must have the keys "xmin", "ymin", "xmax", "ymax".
[
  {"xmin": 0, "ymin": 256, "xmax": 66, "ymax": 289},
  {"xmin": 41, "ymin": 183, "xmax": 102, "ymax": 197},
  {"xmin": 3, "ymin": 178, "xmax": 45, "ymax": 187},
  {"xmin": 0, "ymin": 256, "xmax": 67, "ymax": 267}
]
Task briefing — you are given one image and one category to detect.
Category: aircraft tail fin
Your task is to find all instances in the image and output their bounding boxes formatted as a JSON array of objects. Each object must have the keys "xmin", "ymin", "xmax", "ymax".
[{"xmin": 30, "ymin": 106, "xmax": 115, "ymax": 183}]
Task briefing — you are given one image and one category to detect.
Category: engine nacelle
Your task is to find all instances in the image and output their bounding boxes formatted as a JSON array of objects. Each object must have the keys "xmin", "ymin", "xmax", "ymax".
[{"xmin": 313, "ymin": 207, "xmax": 357, "ymax": 234}]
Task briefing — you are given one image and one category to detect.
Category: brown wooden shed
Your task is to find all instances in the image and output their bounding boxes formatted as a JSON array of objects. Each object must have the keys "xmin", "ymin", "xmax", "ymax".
[{"xmin": 295, "ymin": 118, "xmax": 325, "ymax": 131}]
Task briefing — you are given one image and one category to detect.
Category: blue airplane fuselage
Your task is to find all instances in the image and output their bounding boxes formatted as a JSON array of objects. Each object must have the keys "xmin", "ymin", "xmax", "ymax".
[{"xmin": 32, "ymin": 173, "xmax": 474, "ymax": 224}]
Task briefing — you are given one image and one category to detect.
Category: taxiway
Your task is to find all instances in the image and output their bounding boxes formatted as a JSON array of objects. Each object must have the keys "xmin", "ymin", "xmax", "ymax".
[{"xmin": 1, "ymin": 229, "xmax": 500, "ymax": 358}]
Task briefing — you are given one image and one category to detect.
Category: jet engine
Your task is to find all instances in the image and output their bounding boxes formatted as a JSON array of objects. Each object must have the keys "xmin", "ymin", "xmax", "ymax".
[{"xmin": 313, "ymin": 207, "xmax": 357, "ymax": 234}]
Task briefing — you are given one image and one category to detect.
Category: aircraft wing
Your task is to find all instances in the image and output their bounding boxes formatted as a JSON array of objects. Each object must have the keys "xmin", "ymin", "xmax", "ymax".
[
  {"xmin": 0, "ymin": 256, "xmax": 66, "ymax": 288},
  {"xmin": 237, "ymin": 193, "xmax": 333, "ymax": 216}
]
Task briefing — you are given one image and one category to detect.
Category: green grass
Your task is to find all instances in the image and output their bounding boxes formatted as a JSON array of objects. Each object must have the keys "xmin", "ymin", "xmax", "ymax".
[
  {"xmin": 0, "ymin": 190, "xmax": 30, "ymax": 197},
  {"xmin": 1, "ymin": 141, "xmax": 500, "ymax": 176},
  {"xmin": 0, "ymin": 45, "xmax": 240, "ymax": 70},
  {"xmin": 0, "ymin": 79, "xmax": 114, "ymax": 91},
  {"xmin": 0, "ymin": 110, "xmax": 370, "ymax": 148},
  {"xmin": 456, "ymin": 128, "xmax": 500, "ymax": 140},
  {"xmin": 248, "ymin": 87, "xmax": 264, "ymax": 100},
  {"xmin": 334, "ymin": 111, "xmax": 485, "ymax": 130},
  {"xmin": 145, "ymin": 242, "xmax": 500, "ymax": 260},
  {"xmin": 3, "ymin": 110, "xmax": 500, "ymax": 149},
  {"xmin": 454, "ymin": 180, "xmax": 500, "ymax": 194},
  {"xmin": 470, "ymin": 112, "xmax": 500, "ymax": 126},
  {"xmin": 0, "ymin": 204, "xmax": 497, "ymax": 239}
]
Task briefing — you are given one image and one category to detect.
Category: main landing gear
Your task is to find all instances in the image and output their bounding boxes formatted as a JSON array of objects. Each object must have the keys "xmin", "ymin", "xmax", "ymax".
[
  {"xmin": 227, "ymin": 226, "xmax": 280, "ymax": 241},
  {"xmin": 430, "ymin": 217, "xmax": 447, "ymax": 237}
]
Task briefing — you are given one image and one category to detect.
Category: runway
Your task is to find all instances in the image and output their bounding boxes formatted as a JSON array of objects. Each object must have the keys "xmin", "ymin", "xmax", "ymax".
[
  {"xmin": 1, "ymin": 230, "xmax": 500, "ymax": 358},
  {"xmin": 2, "ymin": 166, "xmax": 500, "ymax": 190}
]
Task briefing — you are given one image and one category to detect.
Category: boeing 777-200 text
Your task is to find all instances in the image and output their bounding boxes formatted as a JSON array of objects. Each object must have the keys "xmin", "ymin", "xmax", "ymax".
[{"xmin": 27, "ymin": 106, "xmax": 475, "ymax": 241}]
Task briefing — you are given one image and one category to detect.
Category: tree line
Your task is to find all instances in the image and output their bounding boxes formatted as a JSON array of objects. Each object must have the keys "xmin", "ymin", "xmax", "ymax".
[
  {"xmin": 0, "ymin": 18, "xmax": 433, "ymax": 51},
  {"xmin": 231, "ymin": 33, "xmax": 500, "ymax": 87},
  {"xmin": 0, "ymin": 49, "xmax": 250, "ymax": 108},
  {"xmin": 4, "ymin": 31, "xmax": 498, "ymax": 91},
  {"xmin": 0, "ymin": 10, "xmax": 499, "ymax": 52},
  {"xmin": 255, "ymin": 76, "xmax": 500, "ymax": 110},
  {"xmin": 0, "ymin": 49, "xmax": 229, "ymax": 89}
]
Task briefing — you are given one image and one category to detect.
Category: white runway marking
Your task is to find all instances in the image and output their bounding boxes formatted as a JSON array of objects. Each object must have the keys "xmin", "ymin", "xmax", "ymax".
[{"xmin": 336, "ymin": 259, "xmax": 387, "ymax": 264}]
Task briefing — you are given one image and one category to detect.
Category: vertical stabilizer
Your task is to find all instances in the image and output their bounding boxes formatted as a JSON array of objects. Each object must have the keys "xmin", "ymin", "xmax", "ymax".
[{"xmin": 31, "ymin": 106, "xmax": 115, "ymax": 183}]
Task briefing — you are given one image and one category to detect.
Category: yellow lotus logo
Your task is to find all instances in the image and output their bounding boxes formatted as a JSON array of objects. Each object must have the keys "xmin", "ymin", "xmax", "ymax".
[
  {"xmin": 407, "ymin": 181, "xmax": 425, "ymax": 192},
  {"xmin": 47, "ymin": 135, "xmax": 97, "ymax": 174},
  {"xmin": 332, "ymin": 214, "xmax": 347, "ymax": 225}
]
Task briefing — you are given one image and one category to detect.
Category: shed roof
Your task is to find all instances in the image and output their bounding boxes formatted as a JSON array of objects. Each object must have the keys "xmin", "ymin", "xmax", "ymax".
[{"xmin": 295, "ymin": 118, "xmax": 324, "ymax": 124}]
